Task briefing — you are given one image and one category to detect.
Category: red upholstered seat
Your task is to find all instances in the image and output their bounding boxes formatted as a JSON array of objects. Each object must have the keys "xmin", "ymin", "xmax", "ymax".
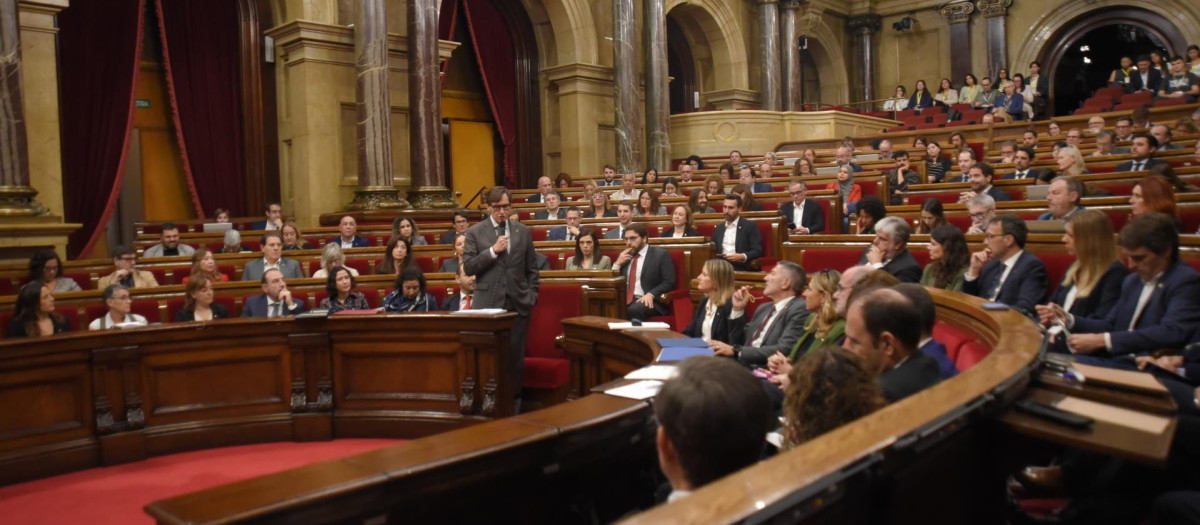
[
  {"xmin": 146, "ymin": 268, "xmax": 168, "ymax": 285},
  {"xmin": 0, "ymin": 311, "xmax": 12, "ymax": 338},
  {"xmin": 911, "ymin": 249, "xmax": 931, "ymax": 267},
  {"xmin": 530, "ymin": 228, "xmax": 548, "ymax": 241},
  {"xmin": 0, "ymin": 278, "xmax": 13, "ymax": 296},
  {"xmin": 955, "ymin": 341, "xmax": 990, "ymax": 371},
  {"xmin": 523, "ymin": 284, "xmax": 577, "ymax": 390},
  {"xmin": 647, "ymin": 250, "xmax": 690, "ymax": 330},
  {"xmin": 62, "ymin": 271, "xmax": 93, "ymax": 290},
  {"xmin": 1038, "ymin": 253, "xmax": 1074, "ymax": 298},
  {"xmin": 946, "ymin": 216, "xmax": 972, "ymax": 230},
  {"xmin": 800, "ymin": 248, "xmax": 862, "ymax": 273},
  {"xmin": 1180, "ymin": 206, "xmax": 1200, "ymax": 233},
  {"xmin": 414, "ymin": 257, "xmax": 435, "ymax": 273}
]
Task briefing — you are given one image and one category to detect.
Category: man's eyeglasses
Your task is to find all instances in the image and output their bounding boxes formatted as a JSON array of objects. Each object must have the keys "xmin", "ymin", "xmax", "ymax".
[
  {"xmin": 491, "ymin": 203, "xmax": 512, "ymax": 210},
  {"xmin": 119, "ymin": 256, "xmax": 137, "ymax": 262},
  {"xmin": 968, "ymin": 211, "xmax": 988, "ymax": 219}
]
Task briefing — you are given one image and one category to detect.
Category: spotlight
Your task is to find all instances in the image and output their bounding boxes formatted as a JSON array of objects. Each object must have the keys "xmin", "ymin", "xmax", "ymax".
[
  {"xmin": 892, "ymin": 17, "xmax": 913, "ymax": 32},
  {"xmin": 1079, "ymin": 45, "xmax": 1091, "ymax": 52},
  {"xmin": 1083, "ymin": 56, "xmax": 1092, "ymax": 64}
]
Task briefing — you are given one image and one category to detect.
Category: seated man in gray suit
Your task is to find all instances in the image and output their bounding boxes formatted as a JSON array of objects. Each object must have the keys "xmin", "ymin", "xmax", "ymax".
[
  {"xmin": 710, "ymin": 261, "xmax": 810, "ymax": 367},
  {"xmin": 242, "ymin": 232, "xmax": 304, "ymax": 281},
  {"xmin": 615, "ymin": 223, "xmax": 675, "ymax": 321},
  {"xmin": 603, "ymin": 201, "xmax": 635, "ymax": 240},
  {"xmin": 241, "ymin": 268, "xmax": 306, "ymax": 317}
]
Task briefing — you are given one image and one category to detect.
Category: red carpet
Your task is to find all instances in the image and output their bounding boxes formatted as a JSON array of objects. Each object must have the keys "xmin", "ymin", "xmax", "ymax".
[{"xmin": 0, "ymin": 439, "xmax": 401, "ymax": 525}]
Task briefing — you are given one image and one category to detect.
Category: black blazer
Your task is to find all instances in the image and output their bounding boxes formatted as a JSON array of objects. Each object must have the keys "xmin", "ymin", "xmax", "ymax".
[
  {"xmin": 1049, "ymin": 261, "xmax": 1129, "ymax": 320},
  {"xmin": 778, "ymin": 200, "xmax": 825, "ymax": 233},
  {"xmin": 984, "ymin": 186, "xmax": 1012, "ymax": 202},
  {"xmin": 326, "ymin": 235, "xmax": 371, "ymax": 248},
  {"xmin": 1003, "ymin": 168, "xmax": 1053, "ymax": 181},
  {"xmin": 585, "ymin": 209, "xmax": 618, "ymax": 219},
  {"xmin": 618, "ymin": 246, "xmax": 675, "ymax": 316},
  {"xmin": 1130, "ymin": 69, "xmax": 1163, "ymax": 92},
  {"xmin": 1115, "ymin": 158, "xmax": 1169, "ymax": 172},
  {"xmin": 882, "ymin": 353, "xmax": 942, "ymax": 403},
  {"xmin": 682, "ymin": 297, "xmax": 734, "ymax": 344},
  {"xmin": 659, "ymin": 226, "xmax": 701, "ymax": 238},
  {"xmin": 241, "ymin": 294, "xmax": 307, "ymax": 318},
  {"xmin": 857, "ymin": 247, "xmax": 923, "ymax": 283},
  {"xmin": 526, "ymin": 192, "xmax": 565, "ymax": 204},
  {"xmin": 961, "ymin": 250, "xmax": 1047, "ymax": 318},
  {"xmin": 174, "ymin": 303, "xmax": 231, "ymax": 322},
  {"xmin": 533, "ymin": 209, "xmax": 567, "ymax": 220},
  {"xmin": 711, "ymin": 218, "xmax": 764, "ymax": 271}
]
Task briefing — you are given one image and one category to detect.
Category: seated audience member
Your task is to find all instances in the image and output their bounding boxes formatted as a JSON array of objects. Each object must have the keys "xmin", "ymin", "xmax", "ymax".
[
  {"xmin": 729, "ymin": 183, "xmax": 763, "ymax": 212},
  {"xmin": 219, "ymin": 230, "xmax": 247, "ymax": 253},
  {"xmin": 1114, "ymin": 116, "xmax": 1135, "ymax": 142},
  {"xmin": 886, "ymin": 150, "xmax": 921, "ymax": 205},
  {"xmin": 948, "ymin": 132, "xmax": 968, "ymax": 154},
  {"xmin": 534, "ymin": 192, "xmax": 567, "ymax": 220},
  {"xmin": 916, "ymin": 198, "xmax": 947, "ymax": 234},
  {"xmin": 634, "ymin": 189, "xmax": 666, "ymax": 217},
  {"xmin": 438, "ymin": 234, "xmax": 466, "ymax": 273},
  {"xmin": 320, "ymin": 266, "xmax": 369, "ymax": 313},
  {"xmin": 833, "ymin": 145, "xmax": 863, "ymax": 173},
  {"xmin": 1039, "ymin": 176, "xmax": 1086, "ymax": 221},
  {"xmin": 883, "ymin": 85, "xmax": 908, "ymax": 111},
  {"xmin": 609, "ymin": 172, "xmax": 642, "ymax": 202},
  {"xmin": 736, "ymin": 165, "xmax": 771, "ymax": 194},
  {"xmin": 1176, "ymin": 117, "xmax": 1199, "ymax": 136},
  {"xmin": 935, "ymin": 78, "xmax": 958, "ymax": 105},
  {"xmin": 241, "ymin": 232, "xmax": 303, "ymax": 281},
  {"xmin": 98, "ymin": 246, "xmax": 159, "ymax": 289},
  {"xmin": 174, "ymin": 275, "xmax": 231, "ymax": 322},
  {"xmin": 1021, "ymin": 128, "xmax": 1040, "ymax": 149},
  {"xmin": 1130, "ymin": 175, "xmax": 1179, "ymax": 224},
  {"xmin": 859, "ymin": 217, "xmax": 922, "ymax": 283},
  {"xmin": 1109, "ymin": 55, "xmax": 1135, "ymax": 86},
  {"xmin": 962, "ymin": 215, "xmax": 1047, "ymax": 318},
  {"xmin": 710, "ymin": 262, "xmax": 809, "ymax": 367},
  {"xmin": 780, "ymin": 346, "xmax": 885, "ymax": 447},
  {"xmin": 966, "ymin": 194, "xmax": 996, "ymax": 234},
  {"xmin": 615, "ymin": 223, "xmax": 674, "ymax": 321},
  {"xmin": 855, "ymin": 196, "xmax": 887, "ymax": 235},
  {"xmin": 578, "ymin": 180, "xmax": 597, "ymax": 204},
  {"xmin": 706, "ymin": 173, "xmax": 726, "ymax": 197},
  {"xmin": 28, "ymin": 250, "xmax": 81, "ymax": 292},
  {"xmin": 843, "ymin": 288, "xmax": 942, "ymax": 402},
  {"xmin": 972, "ymin": 77, "xmax": 997, "ymax": 108},
  {"xmin": 678, "ymin": 162, "xmax": 696, "ymax": 183},
  {"xmin": 1115, "ymin": 133, "xmax": 1167, "ymax": 172},
  {"xmin": 441, "ymin": 264, "xmax": 477, "ymax": 312},
  {"xmin": 548, "ymin": 207, "xmax": 583, "ymax": 241},
  {"xmin": 1130, "ymin": 54, "xmax": 1163, "ymax": 93},
  {"xmin": 1087, "ymin": 116, "xmax": 1106, "ymax": 134},
  {"xmin": 603, "ymin": 201, "xmax": 636, "ymax": 239},
  {"xmin": 1035, "ymin": 210, "xmax": 1128, "ymax": 352},
  {"xmin": 757, "ymin": 161, "xmax": 777, "ymax": 182},
  {"xmin": 376, "ymin": 236, "xmax": 414, "ymax": 276},
  {"xmin": 1065, "ymin": 128, "xmax": 1085, "ymax": 147},
  {"xmin": 555, "ymin": 172, "xmax": 573, "ymax": 189},
  {"xmin": 832, "ymin": 266, "xmax": 871, "ymax": 318},
  {"xmin": 88, "ymin": 285, "xmax": 148, "ymax": 330},
  {"xmin": 250, "ymin": 202, "xmax": 283, "ymax": 230},
  {"xmin": 827, "ymin": 165, "xmax": 863, "ymax": 217},
  {"xmin": 1051, "ymin": 213, "xmax": 1200, "ymax": 358},
  {"xmin": 392, "ymin": 216, "xmax": 428, "ymax": 245},
  {"xmin": 660, "ymin": 177, "xmax": 680, "ymax": 198},
  {"xmin": 382, "ymin": 267, "xmax": 438, "ymax": 312},
  {"xmin": 7, "ymin": 281, "xmax": 70, "ymax": 337},
  {"xmin": 440, "ymin": 211, "xmax": 471, "ymax": 244},
  {"xmin": 921, "ymin": 225, "xmax": 971, "ymax": 293},
  {"xmin": 767, "ymin": 269, "xmax": 846, "ymax": 375},
  {"xmin": 565, "ymin": 228, "xmax": 612, "ymax": 270},
  {"xmin": 687, "ymin": 189, "xmax": 715, "ymax": 214},
  {"xmin": 526, "ymin": 176, "xmax": 565, "ymax": 203},
  {"xmin": 998, "ymin": 140, "xmax": 1017, "ymax": 164},
  {"xmin": 925, "ymin": 141, "xmax": 952, "ymax": 183},
  {"xmin": 653, "ymin": 356, "xmax": 772, "ymax": 502},
  {"xmin": 1092, "ymin": 130, "xmax": 1118, "ymax": 157},
  {"xmin": 729, "ymin": 150, "xmax": 742, "ymax": 167},
  {"xmin": 1150, "ymin": 164, "xmax": 1200, "ymax": 193},
  {"xmin": 780, "ymin": 180, "xmax": 825, "ymax": 234},
  {"xmin": 877, "ymin": 139, "xmax": 894, "ymax": 160},
  {"xmin": 1056, "ymin": 146, "xmax": 1089, "ymax": 178},
  {"xmin": 330, "ymin": 215, "xmax": 369, "ymax": 248},
  {"xmin": 791, "ymin": 157, "xmax": 815, "ymax": 177},
  {"xmin": 907, "ymin": 79, "xmax": 934, "ymax": 109},
  {"xmin": 662, "ymin": 205, "xmax": 700, "ymax": 238},
  {"xmin": 1158, "ymin": 55, "xmax": 1199, "ymax": 102},
  {"xmin": 958, "ymin": 162, "xmax": 1011, "ymax": 204},
  {"xmin": 597, "ymin": 165, "xmax": 619, "ymax": 186},
  {"xmin": 893, "ymin": 284, "xmax": 958, "ymax": 379},
  {"xmin": 242, "ymin": 268, "xmax": 306, "ymax": 317},
  {"xmin": 280, "ymin": 221, "xmax": 314, "ymax": 251},
  {"xmin": 182, "ymin": 248, "xmax": 229, "ymax": 283},
  {"xmin": 313, "ymin": 243, "xmax": 359, "ymax": 279},
  {"xmin": 142, "ymin": 223, "xmax": 195, "ymax": 258},
  {"xmin": 1005, "ymin": 146, "xmax": 1051, "ymax": 180},
  {"xmin": 994, "ymin": 81, "xmax": 1025, "ymax": 120},
  {"xmin": 683, "ymin": 258, "xmax": 736, "ymax": 343},
  {"xmin": 213, "ymin": 208, "xmax": 231, "ymax": 223},
  {"xmin": 947, "ymin": 149, "xmax": 976, "ymax": 183},
  {"xmin": 685, "ymin": 154, "xmax": 704, "ymax": 170},
  {"xmin": 587, "ymin": 191, "xmax": 617, "ymax": 218},
  {"xmin": 712, "ymin": 194, "xmax": 763, "ymax": 271}
]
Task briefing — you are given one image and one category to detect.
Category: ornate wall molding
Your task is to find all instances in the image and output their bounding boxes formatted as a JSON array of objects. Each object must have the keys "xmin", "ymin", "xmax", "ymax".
[
  {"xmin": 940, "ymin": 1, "xmax": 976, "ymax": 24},
  {"xmin": 847, "ymin": 13, "xmax": 881, "ymax": 34},
  {"xmin": 975, "ymin": 0, "xmax": 1012, "ymax": 18}
]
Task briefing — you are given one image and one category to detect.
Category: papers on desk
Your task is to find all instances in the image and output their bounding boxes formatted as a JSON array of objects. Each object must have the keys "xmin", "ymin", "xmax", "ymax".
[
  {"xmin": 607, "ymin": 321, "xmax": 671, "ymax": 330},
  {"xmin": 604, "ymin": 380, "xmax": 664, "ymax": 400},
  {"xmin": 1055, "ymin": 396, "xmax": 1172, "ymax": 435},
  {"xmin": 451, "ymin": 308, "xmax": 507, "ymax": 315},
  {"xmin": 625, "ymin": 365, "xmax": 678, "ymax": 381},
  {"xmin": 1070, "ymin": 362, "xmax": 1169, "ymax": 395}
]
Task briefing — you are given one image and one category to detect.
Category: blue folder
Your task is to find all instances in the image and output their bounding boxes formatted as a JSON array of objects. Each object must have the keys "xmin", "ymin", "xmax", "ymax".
[{"xmin": 656, "ymin": 338, "xmax": 712, "ymax": 362}]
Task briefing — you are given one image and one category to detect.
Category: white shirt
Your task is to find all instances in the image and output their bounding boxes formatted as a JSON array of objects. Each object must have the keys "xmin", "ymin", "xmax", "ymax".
[
  {"xmin": 791, "ymin": 200, "xmax": 806, "ymax": 228},
  {"xmin": 457, "ymin": 293, "xmax": 472, "ymax": 312},
  {"xmin": 264, "ymin": 222, "xmax": 280, "ymax": 231},
  {"xmin": 266, "ymin": 296, "xmax": 284, "ymax": 317},
  {"xmin": 1077, "ymin": 270, "xmax": 1164, "ymax": 350},
  {"xmin": 1062, "ymin": 285, "xmax": 1079, "ymax": 313},
  {"xmin": 340, "ymin": 238, "xmax": 356, "ymax": 249},
  {"xmin": 263, "ymin": 257, "xmax": 281, "ymax": 273},
  {"xmin": 990, "ymin": 250, "xmax": 1024, "ymax": 300},
  {"xmin": 89, "ymin": 312, "xmax": 148, "ymax": 330},
  {"xmin": 629, "ymin": 244, "xmax": 649, "ymax": 297},
  {"xmin": 722, "ymin": 218, "xmax": 739, "ymax": 256},
  {"xmin": 610, "ymin": 188, "xmax": 641, "ymax": 202},
  {"xmin": 701, "ymin": 300, "xmax": 719, "ymax": 341},
  {"xmin": 748, "ymin": 296, "xmax": 794, "ymax": 347}
]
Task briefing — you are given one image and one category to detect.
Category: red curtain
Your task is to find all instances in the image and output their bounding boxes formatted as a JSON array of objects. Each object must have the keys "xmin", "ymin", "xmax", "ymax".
[
  {"xmin": 59, "ymin": 0, "xmax": 146, "ymax": 258},
  {"xmin": 155, "ymin": 0, "xmax": 246, "ymax": 218},
  {"xmin": 462, "ymin": 0, "xmax": 518, "ymax": 188},
  {"xmin": 438, "ymin": 0, "xmax": 459, "ymax": 81}
]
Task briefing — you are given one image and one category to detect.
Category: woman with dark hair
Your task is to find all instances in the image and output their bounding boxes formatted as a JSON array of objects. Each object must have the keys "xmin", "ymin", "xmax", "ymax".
[
  {"xmin": 908, "ymin": 79, "xmax": 934, "ymax": 109},
  {"xmin": 183, "ymin": 248, "xmax": 230, "ymax": 283},
  {"xmin": 996, "ymin": 67, "xmax": 1010, "ymax": 84},
  {"xmin": 935, "ymin": 78, "xmax": 958, "ymax": 105},
  {"xmin": 959, "ymin": 74, "xmax": 980, "ymax": 104},
  {"xmin": 1188, "ymin": 45, "xmax": 1200, "ymax": 76},
  {"xmin": 780, "ymin": 346, "xmax": 884, "ymax": 447},
  {"xmin": 920, "ymin": 225, "xmax": 970, "ymax": 292},
  {"xmin": 684, "ymin": 154, "xmax": 704, "ymax": 170},
  {"xmin": 1036, "ymin": 210, "xmax": 1127, "ymax": 351},
  {"xmin": 391, "ymin": 216, "xmax": 428, "ymax": 246},
  {"xmin": 912, "ymin": 136, "xmax": 928, "ymax": 150},
  {"xmin": 1148, "ymin": 164, "xmax": 1199, "ymax": 193},
  {"xmin": 883, "ymin": 85, "xmax": 908, "ymax": 111},
  {"xmin": 687, "ymin": 189, "xmax": 715, "ymax": 214},
  {"xmin": 7, "ymin": 281, "xmax": 70, "ymax": 337},
  {"xmin": 1150, "ymin": 50, "xmax": 1166, "ymax": 72},
  {"xmin": 682, "ymin": 258, "xmax": 736, "ymax": 343},
  {"xmin": 635, "ymin": 189, "xmax": 666, "ymax": 216},
  {"xmin": 641, "ymin": 168, "xmax": 659, "ymax": 185},
  {"xmin": 376, "ymin": 236, "xmax": 414, "ymax": 276},
  {"xmin": 28, "ymin": 250, "xmax": 81, "ymax": 292},
  {"xmin": 729, "ymin": 183, "xmax": 763, "ymax": 212},
  {"xmin": 791, "ymin": 157, "xmax": 815, "ymax": 177},
  {"xmin": 555, "ymin": 172, "xmax": 573, "ymax": 189},
  {"xmin": 175, "ymin": 275, "xmax": 231, "ymax": 321},
  {"xmin": 662, "ymin": 205, "xmax": 700, "ymax": 237},
  {"xmin": 660, "ymin": 177, "xmax": 680, "ymax": 198},
  {"xmin": 916, "ymin": 198, "xmax": 948, "ymax": 234},
  {"xmin": 565, "ymin": 228, "xmax": 611, "ymax": 270},
  {"xmin": 213, "ymin": 208, "xmax": 231, "ymax": 223},
  {"xmin": 382, "ymin": 266, "xmax": 437, "ymax": 312},
  {"xmin": 924, "ymin": 141, "xmax": 952, "ymax": 183},
  {"xmin": 717, "ymin": 163, "xmax": 735, "ymax": 181},
  {"xmin": 320, "ymin": 266, "xmax": 369, "ymax": 313}
]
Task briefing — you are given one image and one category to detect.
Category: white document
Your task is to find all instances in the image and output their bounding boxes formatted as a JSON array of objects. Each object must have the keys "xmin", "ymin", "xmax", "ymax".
[
  {"xmin": 605, "ymin": 380, "xmax": 664, "ymax": 400},
  {"xmin": 625, "ymin": 365, "xmax": 678, "ymax": 381},
  {"xmin": 607, "ymin": 321, "xmax": 671, "ymax": 330},
  {"xmin": 451, "ymin": 308, "xmax": 508, "ymax": 315}
]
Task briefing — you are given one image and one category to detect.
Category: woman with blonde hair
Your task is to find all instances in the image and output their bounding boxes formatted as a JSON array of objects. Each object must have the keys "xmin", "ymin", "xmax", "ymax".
[
  {"xmin": 682, "ymin": 258, "xmax": 736, "ymax": 344},
  {"xmin": 281, "ymin": 221, "xmax": 313, "ymax": 251},
  {"xmin": 661, "ymin": 205, "xmax": 700, "ymax": 237},
  {"xmin": 1036, "ymin": 209, "xmax": 1128, "ymax": 352},
  {"xmin": 779, "ymin": 269, "xmax": 846, "ymax": 366},
  {"xmin": 313, "ymin": 243, "xmax": 359, "ymax": 279},
  {"xmin": 1055, "ymin": 146, "xmax": 1088, "ymax": 177}
]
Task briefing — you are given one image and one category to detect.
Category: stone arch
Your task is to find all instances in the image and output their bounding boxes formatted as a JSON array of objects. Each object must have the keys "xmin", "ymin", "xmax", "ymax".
[
  {"xmin": 523, "ymin": 0, "xmax": 598, "ymax": 66},
  {"xmin": 796, "ymin": 13, "xmax": 850, "ymax": 106},
  {"xmin": 665, "ymin": 0, "xmax": 750, "ymax": 94}
]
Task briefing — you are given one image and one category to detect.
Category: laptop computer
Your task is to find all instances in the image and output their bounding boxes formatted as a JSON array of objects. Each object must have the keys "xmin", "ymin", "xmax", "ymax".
[
  {"xmin": 814, "ymin": 166, "xmax": 841, "ymax": 176},
  {"xmin": 1024, "ymin": 185, "xmax": 1050, "ymax": 200},
  {"xmin": 202, "ymin": 222, "xmax": 234, "ymax": 234}
]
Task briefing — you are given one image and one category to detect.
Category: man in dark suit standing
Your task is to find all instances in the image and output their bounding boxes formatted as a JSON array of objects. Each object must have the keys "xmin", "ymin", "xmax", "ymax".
[
  {"xmin": 962, "ymin": 215, "xmax": 1047, "ymax": 318},
  {"xmin": 463, "ymin": 187, "xmax": 540, "ymax": 408},
  {"xmin": 441, "ymin": 264, "xmax": 476, "ymax": 312},
  {"xmin": 1004, "ymin": 146, "xmax": 1053, "ymax": 180},
  {"xmin": 615, "ymin": 223, "xmax": 674, "ymax": 322},
  {"xmin": 843, "ymin": 288, "xmax": 942, "ymax": 402},
  {"xmin": 712, "ymin": 194, "xmax": 763, "ymax": 271},
  {"xmin": 241, "ymin": 268, "xmax": 306, "ymax": 317},
  {"xmin": 1115, "ymin": 133, "xmax": 1168, "ymax": 172},
  {"xmin": 249, "ymin": 202, "xmax": 283, "ymax": 231},
  {"xmin": 439, "ymin": 211, "xmax": 471, "ymax": 244},
  {"xmin": 779, "ymin": 180, "xmax": 824, "ymax": 234},
  {"xmin": 858, "ymin": 217, "xmax": 922, "ymax": 283},
  {"xmin": 328, "ymin": 215, "xmax": 370, "ymax": 248},
  {"xmin": 1130, "ymin": 54, "xmax": 1163, "ymax": 93},
  {"xmin": 533, "ymin": 193, "xmax": 567, "ymax": 220},
  {"xmin": 710, "ymin": 261, "xmax": 810, "ymax": 367},
  {"xmin": 958, "ymin": 163, "xmax": 1011, "ymax": 204},
  {"xmin": 547, "ymin": 207, "xmax": 582, "ymax": 241}
]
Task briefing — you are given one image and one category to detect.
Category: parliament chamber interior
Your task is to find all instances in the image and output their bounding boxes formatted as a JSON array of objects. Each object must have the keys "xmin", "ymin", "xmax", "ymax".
[{"xmin": 2, "ymin": 0, "xmax": 1200, "ymax": 523}]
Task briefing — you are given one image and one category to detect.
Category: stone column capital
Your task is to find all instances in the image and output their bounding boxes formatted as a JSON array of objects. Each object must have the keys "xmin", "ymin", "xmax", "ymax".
[
  {"xmin": 757, "ymin": 0, "xmax": 778, "ymax": 5},
  {"xmin": 975, "ymin": 0, "xmax": 1012, "ymax": 18},
  {"xmin": 940, "ymin": 1, "xmax": 975, "ymax": 24},
  {"xmin": 847, "ymin": 14, "xmax": 881, "ymax": 34},
  {"xmin": 779, "ymin": 0, "xmax": 805, "ymax": 10}
]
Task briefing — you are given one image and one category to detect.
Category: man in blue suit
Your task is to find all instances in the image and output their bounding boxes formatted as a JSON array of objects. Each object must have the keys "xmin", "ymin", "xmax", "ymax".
[
  {"xmin": 547, "ymin": 207, "xmax": 583, "ymax": 241},
  {"xmin": 1053, "ymin": 213, "xmax": 1200, "ymax": 357},
  {"xmin": 961, "ymin": 214, "xmax": 1047, "ymax": 318},
  {"xmin": 328, "ymin": 215, "xmax": 370, "ymax": 248},
  {"xmin": 711, "ymin": 194, "xmax": 763, "ymax": 271},
  {"xmin": 249, "ymin": 202, "xmax": 283, "ymax": 231},
  {"xmin": 894, "ymin": 284, "xmax": 958, "ymax": 379},
  {"xmin": 241, "ymin": 268, "xmax": 306, "ymax": 318},
  {"xmin": 738, "ymin": 165, "xmax": 773, "ymax": 194}
]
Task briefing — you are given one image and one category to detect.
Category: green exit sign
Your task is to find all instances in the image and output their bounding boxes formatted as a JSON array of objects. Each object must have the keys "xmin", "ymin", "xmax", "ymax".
[{"xmin": 135, "ymin": 99, "xmax": 151, "ymax": 108}]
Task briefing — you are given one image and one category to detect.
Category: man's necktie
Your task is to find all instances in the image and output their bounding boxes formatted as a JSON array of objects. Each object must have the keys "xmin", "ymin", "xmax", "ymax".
[
  {"xmin": 749, "ymin": 305, "xmax": 777, "ymax": 344},
  {"xmin": 495, "ymin": 222, "xmax": 507, "ymax": 237},
  {"xmin": 463, "ymin": 295, "xmax": 471, "ymax": 310},
  {"xmin": 983, "ymin": 272, "xmax": 1002, "ymax": 301},
  {"xmin": 626, "ymin": 253, "xmax": 640, "ymax": 304},
  {"xmin": 270, "ymin": 302, "xmax": 281, "ymax": 318},
  {"xmin": 1017, "ymin": 171, "xmax": 1026, "ymax": 179}
]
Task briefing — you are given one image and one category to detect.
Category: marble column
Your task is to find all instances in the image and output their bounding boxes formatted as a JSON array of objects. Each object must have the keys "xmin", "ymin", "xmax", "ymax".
[
  {"xmin": 757, "ymin": 0, "xmax": 781, "ymax": 111},
  {"xmin": 940, "ymin": 2, "xmax": 975, "ymax": 86},
  {"xmin": 643, "ymin": 0, "xmax": 669, "ymax": 171},
  {"xmin": 405, "ymin": 0, "xmax": 457, "ymax": 208},
  {"xmin": 780, "ymin": 1, "xmax": 802, "ymax": 111},
  {"xmin": 612, "ymin": 0, "xmax": 643, "ymax": 174},
  {"xmin": 847, "ymin": 14, "xmax": 881, "ymax": 106},
  {"xmin": 977, "ymin": 0, "xmax": 1012, "ymax": 78},
  {"xmin": 0, "ymin": 0, "xmax": 43, "ymax": 216},
  {"xmin": 345, "ymin": 0, "xmax": 408, "ymax": 210}
]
